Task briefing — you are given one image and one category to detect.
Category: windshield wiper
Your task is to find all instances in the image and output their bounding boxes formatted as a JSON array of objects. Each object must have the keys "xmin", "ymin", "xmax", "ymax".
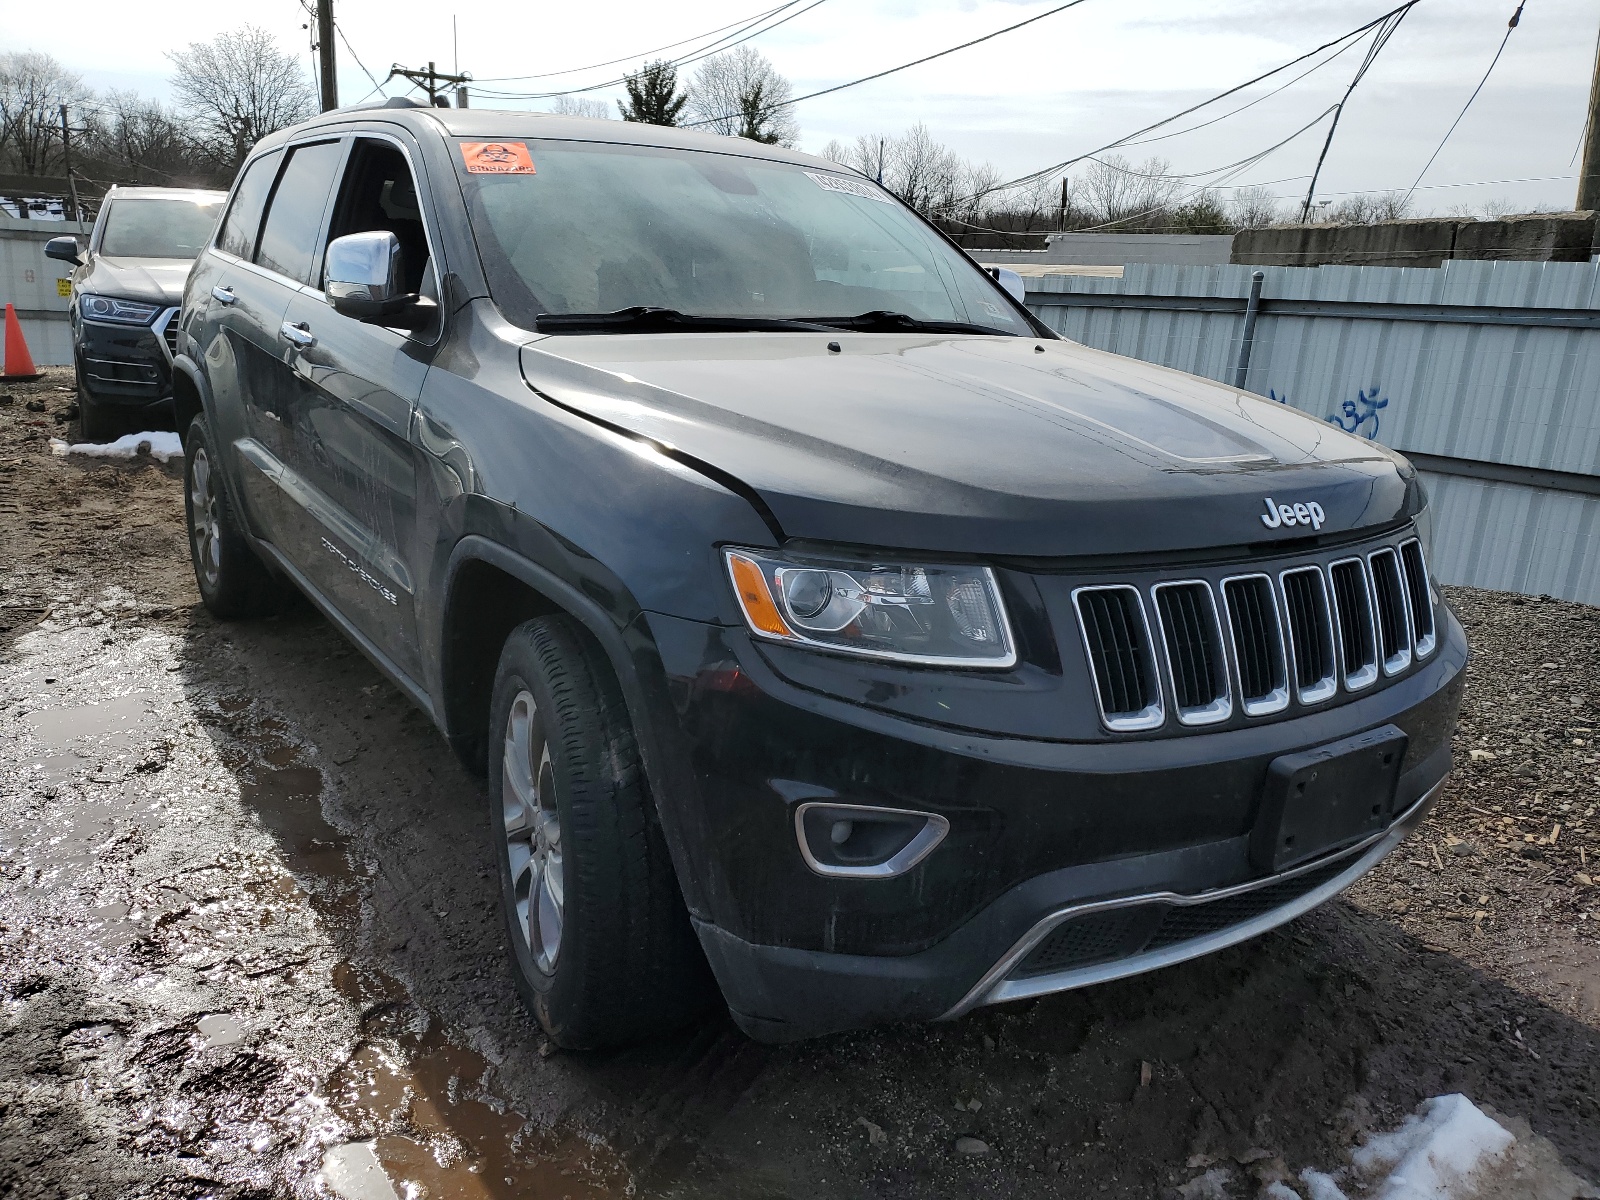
[
  {"xmin": 808, "ymin": 310, "xmax": 1018, "ymax": 336},
  {"xmin": 535, "ymin": 306, "xmax": 835, "ymax": 334}
]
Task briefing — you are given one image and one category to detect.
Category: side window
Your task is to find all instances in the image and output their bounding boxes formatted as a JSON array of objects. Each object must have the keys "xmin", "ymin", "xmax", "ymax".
[
  {"xmin": 255, "ymin": 140, "xmax": 345, "ymax": 286},
  {"xmin": 324, "ymin": 139, "xmax": 433, "ymax": 296},
  {"xmin": 216, "ymin": 149, "xmax": 282, "ymax": 259}
]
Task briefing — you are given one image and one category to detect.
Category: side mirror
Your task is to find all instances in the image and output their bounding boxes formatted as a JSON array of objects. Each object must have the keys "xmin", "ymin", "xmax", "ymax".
[
  {"xmin": 325, "ymin": 231, "xmax": 435, "ymax": 329},
  {"xmin": 986, "ymin": 265, "xmax": 1027, "ymax": 305},
  {"xmin": 45, "ymin": 235, "xmax": 83, "ymax": 265}
]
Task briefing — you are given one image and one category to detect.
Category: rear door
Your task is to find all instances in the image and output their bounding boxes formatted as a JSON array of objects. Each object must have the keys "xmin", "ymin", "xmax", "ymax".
[
  {"xmin": 185, "ymin": 149, "xmax": 283, "ymax": 470},
  {"xmin": 228, "ymin": 138, "xmax": 347, "ymax": 545},
  {"xmin": 271, "ymin": 133, "xmax": 438, "ymax": 677}
]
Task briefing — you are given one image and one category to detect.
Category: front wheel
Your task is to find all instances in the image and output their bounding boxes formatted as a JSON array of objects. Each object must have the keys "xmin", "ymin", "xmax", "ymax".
[{"xmin": 489, "ymin": 616, "xmax": 712, "ymax": 1048}]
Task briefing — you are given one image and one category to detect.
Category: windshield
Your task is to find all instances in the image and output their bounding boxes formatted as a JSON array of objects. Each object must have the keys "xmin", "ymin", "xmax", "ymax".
[
  {"xmin": 456, "ymin": 139, "xmax": 1024, "ymax": 333},
  {"xmin": 100, "ymin": 197, "xmax": 224, "ymax": 259}
]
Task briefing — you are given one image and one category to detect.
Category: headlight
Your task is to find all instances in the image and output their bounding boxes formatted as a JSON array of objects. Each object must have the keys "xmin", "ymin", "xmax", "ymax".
[
  {"xmin": 724, "ymin": 548, "xmax": 1016, "ymax": 667},
  {"xmin": 79, "ymin": 294, "xmax": 161, "ymax": 325}
]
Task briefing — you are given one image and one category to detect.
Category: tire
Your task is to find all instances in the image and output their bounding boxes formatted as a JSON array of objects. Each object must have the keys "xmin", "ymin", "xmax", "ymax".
[
  {"xmin": 489, "ymin": 615, "xmax": 712, "ymax": 1049},
  {"xmin": 76, "ymin": 384, "xmax": 120, "ymax": 443},
  {"xmin": 182, "ymin": 414, "xmax": 281, "ymax": 618}
]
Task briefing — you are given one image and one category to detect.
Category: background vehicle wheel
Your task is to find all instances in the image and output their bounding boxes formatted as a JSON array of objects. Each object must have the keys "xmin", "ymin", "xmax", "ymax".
[
  {"xmin": 489, "ymin": 615, "xmax": 712, "ymax": 1049},
  {"xmin": 182, "ymin": 414, "xmax": 282, "ymax": 618},
  {"xmin": 76, "ymin": 384, "xmax": 120, "ymax": 443}
]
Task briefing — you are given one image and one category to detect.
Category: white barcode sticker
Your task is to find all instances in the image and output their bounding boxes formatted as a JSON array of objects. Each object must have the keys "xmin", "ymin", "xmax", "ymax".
[{"xmin": 805, "ymin": 172, "xmax": 895, "ymax": 204}]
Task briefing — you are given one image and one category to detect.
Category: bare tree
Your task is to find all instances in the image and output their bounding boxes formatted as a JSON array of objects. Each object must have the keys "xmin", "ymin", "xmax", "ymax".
[
  {"xmin": 686, "ymin": 46, "xmax": 798, "ymax": 146},
  {"xmin": 0, "ymin": 51, "xmax": 90, "ymax": 176},
  {"xmin": 1323, "ymin": 190, "xmax": 1414, "ymax": 224},
  {"xmin": 85, "ymin": 91, "xmax": 204, "ymax": 185},
  {"xmin": 1074, "ymin": 156, "xmax": 1186, "ymax": 228},
  {"xmin": 549, "ymin": 95, "xmax": 611, "ymax": 120},
  {"xmin": 1229, "ymin": 185, "xmax": 1283, "ymax": 229},
  {"xmin": 167, "ymin": 26, "xmax": 315, "ymax": 174}
]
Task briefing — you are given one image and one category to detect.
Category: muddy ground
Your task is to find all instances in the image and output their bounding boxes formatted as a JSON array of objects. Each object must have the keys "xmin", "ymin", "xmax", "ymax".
[{"xmin": 1, "ymin": 367, "xmax": 1597, "ymax": 1199}]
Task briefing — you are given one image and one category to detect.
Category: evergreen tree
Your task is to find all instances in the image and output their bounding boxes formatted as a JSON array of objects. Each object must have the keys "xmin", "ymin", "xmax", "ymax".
[{"xmin": 618, "ymin": 60, "xmax": 687, "ymax": 126}]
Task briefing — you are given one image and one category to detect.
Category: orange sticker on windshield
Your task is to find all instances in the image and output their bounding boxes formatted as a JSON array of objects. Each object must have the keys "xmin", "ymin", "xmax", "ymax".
[{"xmin": 460, "ymin": 141, "xmax": 537, "ymax": 174}]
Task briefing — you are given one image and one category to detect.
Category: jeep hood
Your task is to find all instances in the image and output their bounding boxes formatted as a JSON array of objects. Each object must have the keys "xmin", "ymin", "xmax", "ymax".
[
  {"xmin": 83, "ymin": 256, "xmax": 191, "ymax": 307},
  {"xmin": 518, "ymin": 332, "xmax": 1419, "ymax": 558}
]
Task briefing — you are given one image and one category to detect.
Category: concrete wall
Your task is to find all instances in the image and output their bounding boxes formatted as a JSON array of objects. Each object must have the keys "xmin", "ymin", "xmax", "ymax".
[
  {"xmin": 1233, "ymin": 212, "xmax": 1597, "ymax": 268},
  {"xmin": 982, "ymin": 233, "xmax": 1234, "ymax": 267},
  {"xmin": 0, "ymin": 215, "xmax": 90, "ymax": 368}
]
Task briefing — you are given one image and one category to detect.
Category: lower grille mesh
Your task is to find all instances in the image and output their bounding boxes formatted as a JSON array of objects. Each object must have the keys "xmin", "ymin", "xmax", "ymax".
[{"xmin": 1012, "ymin": 854, "xmax": 1358, "ymax": 981}]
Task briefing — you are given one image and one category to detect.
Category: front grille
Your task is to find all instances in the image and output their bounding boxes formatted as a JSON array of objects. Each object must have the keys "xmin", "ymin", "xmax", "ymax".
[
  {"xmin": 1070, "ymin": 531, "xmax": 1432, "ymax": 733},
  {"xmin": 1367, "ymin": 548, "xmax": 1412, "ymax": 674},
  {"xmin": 1073, "ymin": 586, "xmax": 1163, "ymax": 731},
  {"xmin": 1013, "ymin": 852, "xmax": 1360, "ymax": 980},
  {"xmin": 162, "ymin": 318, "xmax": 179, "ymax": 358},
  {"xmin": 1280, "ymin": 567, "xmax": 1337, "ymax": 704},
  {"xmin": 1221, "ymin": 575, "xmax": 1288, "ymax": 716},
  {"xmin": 1328, "ymin": 559, "xmax": 1378, "ymax": 690},
  {"xmin": 1400, "ymin": 539, "xmax": 1436, "ymax": 657},
  {"xmin": 1152, "ymin": 582, "xmax": 1229, "ymax": 725}
]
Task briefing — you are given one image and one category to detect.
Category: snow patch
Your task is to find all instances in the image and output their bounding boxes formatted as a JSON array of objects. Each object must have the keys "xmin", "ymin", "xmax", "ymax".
[
  {"xmin": 1352, "ymin": 1094, "xmax": 1514, "ymax": 1198},
  {"xmin": 50, "ymin": 431, "xmax": 184, "ymax": 463}
]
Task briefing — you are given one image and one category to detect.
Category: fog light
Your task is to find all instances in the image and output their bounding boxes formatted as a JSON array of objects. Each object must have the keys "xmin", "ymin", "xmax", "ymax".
[{"xmin": 795, "ymin": 802, "xmax": 950, "ymax": 879}]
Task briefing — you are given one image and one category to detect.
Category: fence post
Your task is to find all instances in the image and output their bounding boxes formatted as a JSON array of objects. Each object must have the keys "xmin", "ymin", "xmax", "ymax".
[{"xmin": 1233, "ymin": 270, "xmax": 1266, "ymax": 389}]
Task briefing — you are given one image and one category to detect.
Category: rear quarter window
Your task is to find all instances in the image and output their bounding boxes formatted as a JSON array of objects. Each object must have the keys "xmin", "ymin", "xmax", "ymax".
[{"xmin": 216, "ymin": 150, "xmax": 283, "ymax": 260}]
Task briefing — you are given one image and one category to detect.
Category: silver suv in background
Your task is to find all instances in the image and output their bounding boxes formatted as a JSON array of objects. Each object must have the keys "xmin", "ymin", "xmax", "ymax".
[{"xmin": 47, "ymin": 186, "xmax": 227, "ymax": 440}]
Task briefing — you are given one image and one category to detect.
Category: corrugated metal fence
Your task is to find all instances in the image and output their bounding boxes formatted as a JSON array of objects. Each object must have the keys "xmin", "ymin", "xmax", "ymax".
[
  {"xmin": 1023, "ymin": 260, "xmax": 1600, "ymax": 606},
  {"xmin": 0, "ymin": 216, "xmax": 89, "ymax": 368}
]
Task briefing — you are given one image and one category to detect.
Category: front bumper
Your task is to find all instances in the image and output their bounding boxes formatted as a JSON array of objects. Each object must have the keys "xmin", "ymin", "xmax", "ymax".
[
  {"xmin": 74, "ymin": 308, "xmax": 179, "ymax": 408},
  {"xmin": 639, "ymin": 602, "xmax": 1465, "ymax": 1042},
  {"xmin": 695, "ymin": 767, "xmax": 1446, "ymax": 1042}
]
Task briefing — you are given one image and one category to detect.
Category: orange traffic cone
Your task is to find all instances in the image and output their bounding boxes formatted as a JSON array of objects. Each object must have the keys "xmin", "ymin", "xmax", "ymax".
[{"xmin": 3, "ymin": 303, "xmax": 42, "ymax": 381}]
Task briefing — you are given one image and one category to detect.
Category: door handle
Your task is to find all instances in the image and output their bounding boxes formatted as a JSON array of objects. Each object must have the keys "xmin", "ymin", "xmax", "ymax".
[
  {"xmin": 279, "ymin": 320, "xmax": 316, "ymax": 349},
  {"xmin": 211, "ymin": 285, "xmax": 236, "ymax": 305}
]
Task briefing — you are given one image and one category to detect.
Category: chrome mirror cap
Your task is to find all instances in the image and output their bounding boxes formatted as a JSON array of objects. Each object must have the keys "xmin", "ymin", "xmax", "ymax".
[{"xmin": 325, "ymin": 230, "xmax": 404, "ymax": 307}]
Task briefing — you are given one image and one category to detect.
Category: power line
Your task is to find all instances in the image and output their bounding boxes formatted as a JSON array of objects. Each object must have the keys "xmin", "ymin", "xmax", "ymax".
[
  {"xmin": 470, "ymin": 0, "xmax": 829, "ymax": 100},
  {"xmin": 681, "ymin": 0, "xmax": 1097, "ymax": 128},
  {"xmin": 1405, "ymin": 1, "xmax": 1529, "ymax": 202},
  {"xmin": 472, "ymin": 1, "xmax": 797, "ymax": 82},
  {"xmin": 965, "ymin": 1, "xmax": 1420, "ymax": 204},
  {"xmin": 335, "ymin": 21, "xmax": 385, "ymax": 101},
  {"xmin": 1296, "ymin": 4, "xmax": 1412, "ymax": 221}
]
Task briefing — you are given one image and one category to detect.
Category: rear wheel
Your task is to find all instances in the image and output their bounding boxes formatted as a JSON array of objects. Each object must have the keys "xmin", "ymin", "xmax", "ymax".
[
  {"xmin": 489, "ymin": 615, "xmax": 712, "ymax": 1048},
  {"xmin": 183, "ymin": 415, "xmax": 281, "ymax": 618}
]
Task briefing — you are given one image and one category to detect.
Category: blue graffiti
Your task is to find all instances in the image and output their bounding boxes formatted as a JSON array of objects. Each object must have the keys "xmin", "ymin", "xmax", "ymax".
[
  {"xmin": 1326, "ymin": 387, "xmax": 1389, "ymax": 440},
  {"xmin": 1265, "ymin": 386, "xmax": 1389, "ymax": 440}
]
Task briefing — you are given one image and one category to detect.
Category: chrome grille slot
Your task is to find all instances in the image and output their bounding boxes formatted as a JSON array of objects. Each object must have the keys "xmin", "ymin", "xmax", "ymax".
[
  {"xmin": 1368, "ymin": 548, "xmax": 1412, "ymax": 675},
  {"xmin": 1152, "ymin": 581, "xmax": 1230, "ymax": 725},
  {"xmin": 1073, "ymin": 586, "xmax": 1163, "ymax": 732},
  {"xmin": 1221, "ymin": 575, "xmax": 1289, "ymax": 716},
  {"xmin": 1328, "ymin": 558, "xmax": 1378, "ymax": 691},
  {"xmin": 1279, "ymin": 567, "xmax": 1337, "ymax": 704},
  {"xmin": 1400, "ymin": 539, "xmax": 1436, "ymax": 658}
]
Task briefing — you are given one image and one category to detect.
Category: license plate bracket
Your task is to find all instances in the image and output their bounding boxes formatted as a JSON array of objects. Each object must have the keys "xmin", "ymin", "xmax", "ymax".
[{"xmin": 1250, "ymin": 725, "xmax": 1407, "ymax": 874}]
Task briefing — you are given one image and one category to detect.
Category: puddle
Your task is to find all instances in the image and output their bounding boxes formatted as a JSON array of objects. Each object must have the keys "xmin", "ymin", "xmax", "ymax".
[
  {"xmin": 197, "ymin": 1013, "xmax": 246, "ymax": 1048},
  {"xmin": 324, "ymin": 1019, "xmax": 632, "ymax": 1200},
  {"xmin": 21, "ymin": 692, "xmax": 157, "ymax": 782},
  {"xmin": 218, "ymin": 701, "xmax": 633, "ymax": 1199}
]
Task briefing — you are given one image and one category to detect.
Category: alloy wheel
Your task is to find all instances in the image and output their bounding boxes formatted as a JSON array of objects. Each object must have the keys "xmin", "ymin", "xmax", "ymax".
[
  {"xmin": 502, "ymin": 689, "xmax": 564, "ymax": 974},
  {"xmin": 189, "ymin": 445, "xmax": 222, "ymax": 592}
]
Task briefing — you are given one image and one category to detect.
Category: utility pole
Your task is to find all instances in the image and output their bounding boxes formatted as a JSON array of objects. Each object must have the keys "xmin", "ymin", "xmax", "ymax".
[
  {"xmin": 317, "ymin": 0, "xmax": 338, "ymax": 111},
  {"xmin": 1580, "ymin": 24, "xmax": 1600, "ymax": 211},
  {"xmin": 391, "ymin": 61, "xmax": 471, "ymax": 106},
  {"xmin": 58, "ymin": 103, "xmax": 81, "ymax": 224}
]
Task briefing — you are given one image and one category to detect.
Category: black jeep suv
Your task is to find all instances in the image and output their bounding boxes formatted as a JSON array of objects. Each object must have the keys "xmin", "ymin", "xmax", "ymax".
[{"xmin": 174, "ymin": 100, "xmax": 1466, "ymax": 1047}]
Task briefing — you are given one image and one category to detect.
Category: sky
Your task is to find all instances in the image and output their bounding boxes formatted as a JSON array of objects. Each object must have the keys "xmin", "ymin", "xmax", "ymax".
[{"xmin": 8, "ymin": 0, "xmax": 1598, "ymax": 215}]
